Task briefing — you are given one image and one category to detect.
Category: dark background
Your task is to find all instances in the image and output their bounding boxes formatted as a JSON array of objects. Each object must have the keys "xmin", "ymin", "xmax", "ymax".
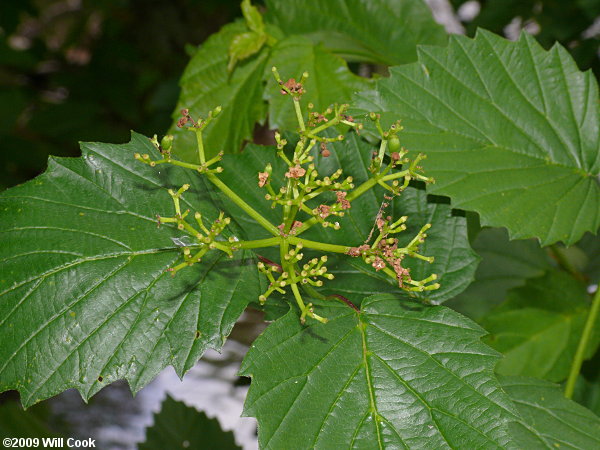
[{"xmin": 0, "ymin": 0, "xmax": 241, "ymax": 190}]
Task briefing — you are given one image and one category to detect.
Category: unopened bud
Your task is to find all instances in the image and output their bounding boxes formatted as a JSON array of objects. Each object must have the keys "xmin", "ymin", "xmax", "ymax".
[{"xmin": 161, "ymin": 135, "xmax": 174, "ymax": 151}]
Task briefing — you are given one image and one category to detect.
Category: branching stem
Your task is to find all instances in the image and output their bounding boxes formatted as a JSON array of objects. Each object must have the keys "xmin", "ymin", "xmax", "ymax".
[{"xmin": 207, "ymin": 173, "xmax": 280, "ymax": 237}]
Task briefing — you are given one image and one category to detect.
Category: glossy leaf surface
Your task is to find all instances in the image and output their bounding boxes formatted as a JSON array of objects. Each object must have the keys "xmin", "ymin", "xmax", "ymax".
[
  {"xmin": 217, "ymin": 134, "xmax": 478, "ymax": 306},
  {"xmin": 0, "ymin": 134, "xmax": 258, "ymax": 407},
  {"xmin": 265, "ymin": 0, "xmax": 447, "ymax": 64},
  {"xmin": 241, "ymin": 295, "xmax": 517, "ymax": 449},
  {"xmin": 502, "ymin": 376, "xmax": 600, "ymax": 448},
  {"xmin": 354, "ymin": 30, "xmax": 600, "ymax": 245}
]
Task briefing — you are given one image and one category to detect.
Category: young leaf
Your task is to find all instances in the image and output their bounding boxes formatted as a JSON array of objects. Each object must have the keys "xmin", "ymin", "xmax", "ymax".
[
  {"xmin": 446, "ymin": 227, "xmax": 552, "ymax": 320},
  {"xmin": 240, "ymin": 295, "xmax": 517, "ymax": 448},
  {"xmin": 265, "ymin": 36, "xmax": 370, "ymax": 131},
  {"xmin": 482, "ymin": 271, "xmax": 599, "ymax": 382},
  {"xmin": 241, "ymin": 0, "xmax": 265, "ymax": 35},
  {"xmin": 228, "ymin": 31, "xmax": 267, "ymax": 73},
  {"xmin": 265, "ymin": 0, "xmax": 447, "ymax": 65},
  {"xmin": 353, "ymin": 30, "xmax": 600, "ymax": 245},
  {"xmin": 140, "ymin": 395, "xmax": 240, "ymax": 450},
  {"xmin": 501, "ymin": 376, "xmax": 600, "ymax": 448},
  {"xmin": 169, "ymin": 22, "xmax": 269, "ymax": 162},
  {"xmin": 0, "ymin": 134, "xmax": 259, "ymax": 407}
]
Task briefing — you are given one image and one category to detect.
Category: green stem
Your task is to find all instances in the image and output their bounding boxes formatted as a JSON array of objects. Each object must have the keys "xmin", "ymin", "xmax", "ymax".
[
  {"xmin": 565, "ymin": 287, "xmax": 600, "ymax": 398},
  {"xmin": 235, "ymin": 237, "xmax": 281, "ymax": 249},
  {"xmin": 290, "ymin": 282, "xmax": 307, "ymax": 311},
  {"xmin": 346, "ymin": 176, "xmax": 379, "ymax": 202},
  {"xmin": 293, "ymin": 99, "xmax": 305, "ymax": 132},
  {"xmin": 207, "ymin": 174, "xmax": 279, "ymax": 237},
  {"xmin": 153, "ymin": 159, "xmax": 202, "ymax": 171},
  {"xmin": 195, "ymin": 130, "xmax": 206, "ymax": 164},
  {"xmin": 288, "ymin": 236, "xmax": 349, "ymax": 253},
  {"xmin": 294, "ymin": 176, "xmax": 380, "ymax": 235},
  {"xmin": 307, "ymin": 117, "xmax": 339, "ymax": 136}
]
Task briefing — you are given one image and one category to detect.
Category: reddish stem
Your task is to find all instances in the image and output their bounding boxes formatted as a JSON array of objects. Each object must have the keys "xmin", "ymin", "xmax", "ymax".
[
  {"xmin": 258, "ymin": 255, "xmax": 283, "ymax": 272},
  {"xmin": 328, "ymin": 294, "xmax": 360, "ymax": 312}
]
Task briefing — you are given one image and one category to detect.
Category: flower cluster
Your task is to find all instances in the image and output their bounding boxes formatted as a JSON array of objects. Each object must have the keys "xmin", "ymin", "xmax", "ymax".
[{"xmin": 134, "ymin": 67, "xmax": 439, "ymax": 323}]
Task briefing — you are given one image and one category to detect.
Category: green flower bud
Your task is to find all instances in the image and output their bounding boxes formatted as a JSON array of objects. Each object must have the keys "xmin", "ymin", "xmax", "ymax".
[
  {"xmin": 161, "ymin": 135, "xmax": 174, "ymax": 151},
  {"xmin": 388, "ymin": 135, "xmax": 401, "ymax": 152}
]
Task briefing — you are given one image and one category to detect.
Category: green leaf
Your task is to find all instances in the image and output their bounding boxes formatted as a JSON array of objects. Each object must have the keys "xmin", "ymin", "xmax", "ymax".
[
  {"xmin": 0, "ymin": 402, "xmax": 62, "ymax": 440},
  {"xmin": 228, "ymin": 31, "xmax": 267, "ymax": 73},
  {"xmin": 265, "ymin": 0, "xmax": 447, "ymax": 65},
  {"xmin": 304, "ymin": 133, "xmax": 478, "ymax": 305},
  {"xmin": 576, "ymin": 232, "xmax": 600, "ymax": 284},
  {"xmin": 216, "ymin": 133, "xmax": 478, "ymax": 305},
  {"xmin": 0, "ymin": 133, "xmax": 259, "ymax": 407},
  {"xmin": 572, "ymin": 374, "xmax": 600, "ymax": 417},
  {"xmin": 139, "ymin": 395, "xmax": 240, "ymax": 450},
  {"xmin": 240, "ymin": 295, "xmax": 517, "ymax": 448},
  {"xmin": 353, "ymin": 30, "xmax": 600, "ymax": 245},
  {"xmin": 265, "ymin": 36, "xmax": 370, "ymax": 131},
  {"xmin": 446, "ymin": 227, "xmax": 552, "ymax": 320},
  {"xmin": 482, "ymin": 271, "xmax": 598, "ymax": 382},
  {"xmin": 501, "ymin": 376, "xmax": 600, "ymax": 448},
  {"xmin": 169, "ymin": 22, "xmax": 269, "ymax": 162},
  {"xmin": 241, "ymin": 0, "xmax": 264, "ymax": 34}
]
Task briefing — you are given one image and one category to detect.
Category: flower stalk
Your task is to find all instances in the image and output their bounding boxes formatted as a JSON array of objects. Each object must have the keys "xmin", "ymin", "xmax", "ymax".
[{"xmin": 135, "ymin": 67, "xmax": 439, "ymax": 323}]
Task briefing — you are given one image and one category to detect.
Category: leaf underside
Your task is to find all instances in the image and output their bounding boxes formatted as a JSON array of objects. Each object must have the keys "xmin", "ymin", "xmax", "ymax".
[
  {"xmin": 241, "ymin": 295, "xmax": 517, "ymax": 449},
  {"xmin": 0, "ymin": 133, "xmax": 259, "ymax": 407},
  {"xmin": 353, "ymin": 30, "xmax": 600, "ymax": 245}
]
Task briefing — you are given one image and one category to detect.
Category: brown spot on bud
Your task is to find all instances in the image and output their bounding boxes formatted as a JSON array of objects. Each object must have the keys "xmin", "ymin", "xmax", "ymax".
[
  {"xmin": 372, "ymin": 257, "xmax": 386, "ymax": 271},
  {"xmin": 281, "ymin": 78, "xmax": 305, "ymax": 97},
  {"xmin": 317, "ymin": 204, "xmax": 331, "ymax": 219},
  {"xmin": 291, "ymin": 221, "xmax": 303, "ymax": 234},
  {"xmin": 285, "ymin": 165, "xmax": 306, "ymax": 179},
  {"xmin": 336, "ymin": 191, "xmax": 351, "ymax": 210},
  {"xmin": 258, "ymin": 171, "xmax": 269, "ymax": 187},
  {"xmin": 347, "ymin": 247, "xmax": 361, "ymax": 257}
]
